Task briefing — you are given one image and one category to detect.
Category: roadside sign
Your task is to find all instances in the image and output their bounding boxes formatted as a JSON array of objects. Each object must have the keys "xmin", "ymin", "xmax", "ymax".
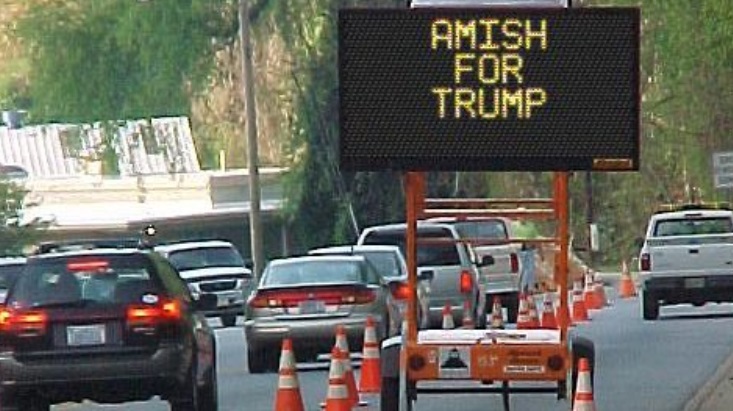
[
  {"xmin": 338, "ymin": 8, "xmax": 640, "ymax": 171},
  {"xmin": 713, "ymin": 151, "xmax": 733, "ymax": 188}
]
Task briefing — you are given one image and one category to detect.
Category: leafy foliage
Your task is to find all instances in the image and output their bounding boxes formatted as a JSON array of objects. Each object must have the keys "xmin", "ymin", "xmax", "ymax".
[
  {"xmin": 15, "ymin": 0, "xmax": 235, "ymax": 123},
  {"xmin": 0, "ymin": 180, "xmax": 46, "ymax": 255}
]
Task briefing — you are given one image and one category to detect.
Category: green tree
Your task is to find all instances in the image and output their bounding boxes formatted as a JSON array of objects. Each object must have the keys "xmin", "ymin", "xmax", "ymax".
[
  {"xmin": 0, "ymin": 180, "xmax": 46, "ymax": 255},
  {"xmin": 15, "ymin": 0, "xmax": 236, "ymax": 124}
]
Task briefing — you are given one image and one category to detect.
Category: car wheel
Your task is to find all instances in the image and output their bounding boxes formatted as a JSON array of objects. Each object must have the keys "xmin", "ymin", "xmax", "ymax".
[
  {"xmin": 169, "ymin": 366, "xmax": 200, "ymax": 411},
  {"xmin": 247, "ymin": 346, "xmax": 269, "ymax": 374},
  {"xmin": 505, "ymin": 294, "xmax": 519, "ymax": 324},
  {"xmin": 220, "ymin": 314, "xmax": 237, "ymax": 328},
  {"xmin": 642, "ymin": 290, "xmax": 659, "ymax": 320},
  {"xmin": 17, "ymin": 397, "xmax": 50, "ymax": 411},
  {"xmin": 380, "ymin": 376, "xmax": 399, "ymax": 411},
  {"xmin": 197, "ymin": 365, "xmax": 218, "ymax": 410}
]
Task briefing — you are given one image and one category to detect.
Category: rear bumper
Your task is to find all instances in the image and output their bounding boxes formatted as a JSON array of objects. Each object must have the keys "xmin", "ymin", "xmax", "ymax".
[
  {"xmin": 0, "ymin": 343, "xmax": 188, "ymax": 402},
  {"xmin": 642, "ymin": 274, "xmax": 733, "ymax": 303},
  {"xmin": 244, "ymin": 314, "xmax": 383, "ymax": 351}
]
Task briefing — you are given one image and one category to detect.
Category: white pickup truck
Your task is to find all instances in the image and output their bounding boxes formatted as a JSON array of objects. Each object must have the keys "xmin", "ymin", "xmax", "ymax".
[{"xmin": 638, "ymin": 204, "xmax": 733, "ymax": 320}]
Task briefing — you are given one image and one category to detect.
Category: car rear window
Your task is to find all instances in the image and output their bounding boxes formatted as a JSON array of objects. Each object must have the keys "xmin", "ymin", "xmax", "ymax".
[
  {"xmin": 361, "ymin": 229, "xmax": 461, "ymax": 266},
  {"xmin": 263, "ymin": 260, "xmax": 363, "ymax": 286},
  {"xmin": 653, "ymin": 217, "xmax": 733, "ymax": 236},
  {"xmin": 0, "ymin": 263, "xmax": 24, "ymax": 289},
  {"xmin": 9, "ymin": 254, "xmax": 161, "ymax": 308},
  {"xmin": 452, "ymin": 220, "xmax": 509, "ymax": 240},
  {"xmin": 166, "ymin": 246, "xmax": 245, "ymax": 271}
]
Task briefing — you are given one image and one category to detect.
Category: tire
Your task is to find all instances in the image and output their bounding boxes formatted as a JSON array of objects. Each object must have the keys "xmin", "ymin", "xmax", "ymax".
[
  {"xmin": 198, "ymin": 366, "xmax": 218, "ymax": 411},
  {"xmin": 220, "ymin": 314, "xmax": 237, "ymax": 328},
  {"xmin": 505, "ymin": 293, "xmax": 519, "ymax": 324},
  {"xmin": 15, "ymin": 397, "xmax": 50, "ymax": 411},
  {"xmin": 247, "ymin": 346, "xmax": 276, "ymax": 374},
  {"xmin": 642, "ymin": 290, "xmax": 659, "ymax": 320},
  {"xmin": 380, "ymin": 376, "xmax": 399, "ymax": 411},
  {"xmin": 169, "ymin": 367, "xmax": 200, "ymax": 411}
]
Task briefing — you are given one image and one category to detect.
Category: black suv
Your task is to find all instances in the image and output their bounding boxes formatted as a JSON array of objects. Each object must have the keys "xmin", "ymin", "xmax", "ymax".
[{"xmin": 0, "ymin": 247, "xmax": 218, "ymax": 410}]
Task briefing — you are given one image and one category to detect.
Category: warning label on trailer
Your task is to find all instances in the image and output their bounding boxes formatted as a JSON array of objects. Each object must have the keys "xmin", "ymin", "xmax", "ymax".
[{"xmin": 439, "ymin": 346, "xmax": 471, "ymax": 379}]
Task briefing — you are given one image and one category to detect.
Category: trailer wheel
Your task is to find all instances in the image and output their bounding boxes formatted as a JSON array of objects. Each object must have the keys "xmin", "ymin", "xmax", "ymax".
[{"xmin": 380, "ymin": 376, "xmax": 399, "ymax": 411}]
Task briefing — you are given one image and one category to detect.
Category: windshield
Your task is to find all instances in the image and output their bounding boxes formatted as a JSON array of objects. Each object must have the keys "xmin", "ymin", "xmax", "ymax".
[
  {"xmin": 10, "ymin": 255, "xmax": 160, "ymax": 308},
  {"xmin": 653, "ymin": 217, "xmax": 733, "ymax": 236},
  {"xmin": 263, "ymin": 260, "xmax": 363, "ymax": 287},
  {"xmin": 362, "ymin": 229, "xmax": 462, "ymax": 266},
  {"xmin": 357, "ymin": 251, "xmax": 403, "ymax": 279},
  {"xmin": 167, "ymin": 246, "xmax": 245, "ymax": 271}
]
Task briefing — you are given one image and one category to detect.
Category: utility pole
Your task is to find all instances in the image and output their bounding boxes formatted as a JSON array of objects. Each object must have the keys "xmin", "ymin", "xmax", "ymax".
[{"xmin": 239, "ymin": 0, "xmax": 264, "ymax": 280}]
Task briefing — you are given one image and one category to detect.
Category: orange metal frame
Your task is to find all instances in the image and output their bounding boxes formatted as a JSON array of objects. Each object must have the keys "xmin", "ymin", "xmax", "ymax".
[{"xmin": 403, "ymin": 171, "xmax": 571, "ymax": 384}]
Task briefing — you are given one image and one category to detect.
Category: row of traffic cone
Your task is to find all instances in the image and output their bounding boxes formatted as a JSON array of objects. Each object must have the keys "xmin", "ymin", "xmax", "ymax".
[{"xmin": 273, "ymin": 316, "xmax": 382, "ymax": 411}]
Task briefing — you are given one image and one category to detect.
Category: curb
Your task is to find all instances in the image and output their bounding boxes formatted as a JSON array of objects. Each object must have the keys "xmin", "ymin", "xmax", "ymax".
[{"xmin": 683, "ymin": 346, "xmax": 733, "ymax": 411}]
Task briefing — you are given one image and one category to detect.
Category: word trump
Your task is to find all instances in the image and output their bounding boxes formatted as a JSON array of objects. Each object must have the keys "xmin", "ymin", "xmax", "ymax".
[{"xmin": 430, "ymin": 18, "xmax": 550, "ymax": 120}]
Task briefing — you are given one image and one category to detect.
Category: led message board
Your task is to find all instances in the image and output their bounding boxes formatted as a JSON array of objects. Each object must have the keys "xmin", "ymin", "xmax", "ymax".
[{"xmin": 338, "ymin": 8, "xmax": 640, "ymax": 171}]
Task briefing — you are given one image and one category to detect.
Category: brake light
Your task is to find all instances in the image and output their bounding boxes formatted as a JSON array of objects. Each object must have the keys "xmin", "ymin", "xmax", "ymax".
[
  {"xmin": 126, "ymin": 299, "xmax": 182, "ymax": 327},
  {"xmin": 391, "ymin": 283, "xmax": 411, "ymax": 300},
  {"xmin": 67, "ymin": 260, "xmax": 109, "ymax": 271},
  {"xmin": 460, "ymin": 270, "xmax": 473, "ymax": 294},
  {"xmin": 510, "ymin": 253, "xmax": 519, "ymax": 273},
  {"xmin": 0, "ymin": 307, "xmax": 48, "ymax": 337},
  {"xmin": 640, "ymin": 253, "xmax": 651, "ymax": 271},
  {"xmin": 249, "ymin": 287, "xmax": 376, "ymax": 308}
]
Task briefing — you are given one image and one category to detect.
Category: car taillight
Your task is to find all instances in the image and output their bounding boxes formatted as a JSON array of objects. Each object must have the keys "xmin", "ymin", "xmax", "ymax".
[
  {"xmin": 391, "ymin": 283, "xmax": 411, "ymax": 300},
  {"xmin": 126, "ymin": 299, "xmax": 182, "ymax": 329},
  {"xmin": 0, "ymin": 308, "xmax": 48, "ymax": 337},
  {"xmin": 249, "ymin": 287, "xmax": 376, "ymax": 308},
  {"xmin": 640, "ymin": 253, "xmax": 651, "ymax": 271},
  {"xmin": 460, "ymin": 270, "xmax": 473, "ymax": 294},
  {"xmin": 510, "ymin": 253, "xmax": 519, "ymax": 273}
]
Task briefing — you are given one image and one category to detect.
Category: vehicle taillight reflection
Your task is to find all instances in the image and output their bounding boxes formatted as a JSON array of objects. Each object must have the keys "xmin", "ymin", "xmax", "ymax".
[
  {"xmin": 459, "ymin": 270, "xmax": 473, "ymax": 294},
  {"xmin": 640, "ymin": 253, "xmax": 651, "ymax": 271},
  {"xmin": 391, "ymin": 283, "xmax": 411, "ymax": 300},
  {"xmin": 0, "ymin": 308, "xmax": 48, "ymax": 337},
  {"xmin": 249, "ymin": 287, "xmax": 376, "ymax": 308},
  {"xmin": 510, "ymin": 253, "xmax": 519, "ymax": 273},
  {"xmin": 126, "ymin": 299, "xmax": 182, "ymax": 328}
]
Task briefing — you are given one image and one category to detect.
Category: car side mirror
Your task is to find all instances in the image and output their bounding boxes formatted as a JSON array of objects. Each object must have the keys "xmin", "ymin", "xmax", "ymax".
[
  {"xmin": 193, "ymin": 293, "xmax": 218, "ymax": 312},
  {"xmin": 634, "ymin": 237, "xmax": 645, "ymax": 248},
  {"xmin": 417, "ymin": 270, "xmax": 434, "ymax": 282},
  {"xmin": 243, "ymin": 258, "xmax": 254, "ymax": 270},
  {"xmin": 479, "ymin": 255, "xmax": 495, "ymax": 267}
]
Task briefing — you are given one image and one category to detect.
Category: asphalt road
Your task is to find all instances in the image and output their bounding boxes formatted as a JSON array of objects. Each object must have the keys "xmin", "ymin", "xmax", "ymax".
[{"xmin": 53, "ymin": 284, "xmax": 733, "ymax": 411}]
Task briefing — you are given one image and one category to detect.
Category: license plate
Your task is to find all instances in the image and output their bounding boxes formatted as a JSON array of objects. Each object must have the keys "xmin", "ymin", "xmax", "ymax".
[
  {"xmin": 67, "ymin": 324, "xmax": 106, "ymax": 346},
  {"xmin": 217, "ymin": 292, "xmax": 238, "ymax": 308},
  {"xmin": 298, "ymin": 300, "xmax": 325, "ymax": 314},
  {"xmin": 684, "ymin": 278, "xmax": 705, "ymax": 289}
]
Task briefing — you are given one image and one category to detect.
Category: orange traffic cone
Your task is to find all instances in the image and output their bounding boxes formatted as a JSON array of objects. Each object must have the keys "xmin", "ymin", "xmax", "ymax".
[
  {"xmin": 334, "ymin": 325, "xmax": 360, "ymax": 408},
  {"xmin": 573, "ymin": 358, "xmax": 596, "ymax": 411},
  {"xmin": 442, "ymin": 302, "xmax": 455, "ymax": 329},
  {"xmin": 526, "ymin": 294, "xmax": 540, "ymax": 328},
  {"xmin": 324, "ymin": 346, "xmax": 353, "ymax": 411},
  {"xmin": 359, "ymin": 316, "xmax": 381, "ymax": 394},
  {"xmin": 593, "ymin": 272, "xmax": 609, "ymax": 307},
  {"xmin": 516, "ymin": 293, "xmax": 534, "ymax": 329},
  {"xmin": 489, "ymin": 296, "xmax": 504, "ymax": 329},
  {"xmin": 583, "ymin": 272, "xmax": 601, "ymax": 310},
  {"xmin": 461, "ymin": 299, "xmax": 474, "ymax": 329},
  {"xmin": 540, "ymin": 293, "xmax": 558, "ymax": 329},
  {"xmin": 618, "ymin": 260, "xmax": 637, "ymax": 298},
  {"xmin": 571, "ymin": 281, "xmax": 590, "ymax": 323},
  {"xmin": 274, "ymin": 338, "xmax": 305, "ymax": 411}
]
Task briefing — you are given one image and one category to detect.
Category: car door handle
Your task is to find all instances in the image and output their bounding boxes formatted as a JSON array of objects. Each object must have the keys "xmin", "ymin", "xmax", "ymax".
[{"xmin": 689, "ymin": 249, "xmax": 699, "ymax": 254}]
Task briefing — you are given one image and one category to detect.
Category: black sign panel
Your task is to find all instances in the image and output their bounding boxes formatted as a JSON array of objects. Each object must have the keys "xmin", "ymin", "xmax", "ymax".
[{"xmin": 338, "ymin": 8, "xmax": 640, "ymax": 171}]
